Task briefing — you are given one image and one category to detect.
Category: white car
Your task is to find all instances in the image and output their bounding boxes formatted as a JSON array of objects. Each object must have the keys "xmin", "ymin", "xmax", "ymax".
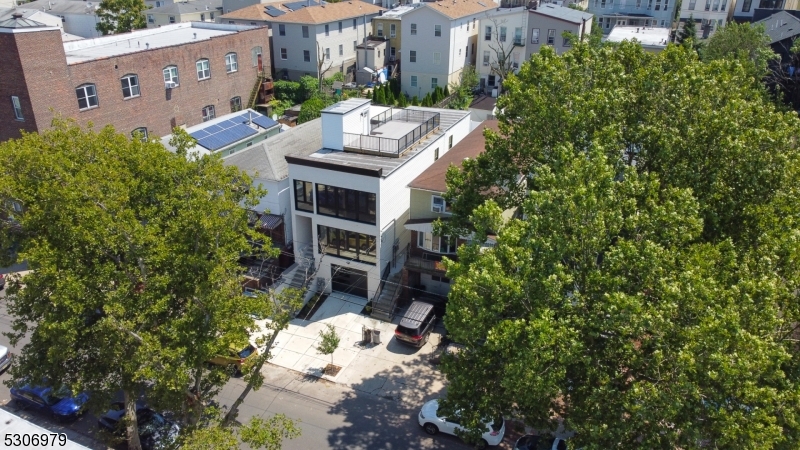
[
  {"xmin": 0, "ymin": 345, "xmax": 11, "ymax": 373},
  {"xmin": 418, "ymin": 399, "xmax": 505, "ymax": 449}
]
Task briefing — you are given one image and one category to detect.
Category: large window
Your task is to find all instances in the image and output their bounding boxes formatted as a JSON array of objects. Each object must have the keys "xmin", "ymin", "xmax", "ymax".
[
  {"xmin": 202, "ymin": 105, "xmax": 215, "ymax": 122},
  {"xmin": 163, "ymin": 65, "xmax": 179, "ymax": 86},
  {"xmin": 196, "ymin": 59, "xmax": 210, "ymax": 80},
  {"xmin": 121, "ymin": 74, "xmax": 140, "ymax": 99},
  {"xmin": 378, "ymin": 23, "xmax": 384, "ymax": 36},
  {"xmin": 485, "ymin": 25, "xmax": 492, "ymax": 40},
  {"xmin": 417, "ymin": 232, "xmax": 456, "ymax": 254},
  {"xmin": 499, "ymin": 26, "xmax": 507, "ymax": 42},
  {"xmin": 11, "ymin": 96, "xmax": 23, "ymax": 121},
  {"xmin": 431, "ymin": 195, "xmax": 451, "ymax": 213},
  {"xmin": 76, "ymin": 84, "xmax": 98, "ymax": 110},
  {"xmin": 316, "ymin": 184, "xmax": 376, "ymax": 224},
  {"xmin": 531, "ymin": 28, "xmax": 540, "ymax": 44},
  {"xmin": 225, "ymin": 53, "xmax": 238, "ymax": 73},
  {"xmin": 411, "ymin": 23, "xmax": 417, "ymax": 35},
  {"xmin": 318, "ymin": 225, "xmax": 377, "ymax": 265},
  {"xmin": 294, "ymin": 180, "xmax": 314, "ymax": 212}
]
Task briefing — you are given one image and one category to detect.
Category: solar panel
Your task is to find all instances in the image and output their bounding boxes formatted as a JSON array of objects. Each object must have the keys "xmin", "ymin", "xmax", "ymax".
[
  {"xmin": 191, "ymin": 115, "xmax": 261, "ymax": 151},
  {"xmin": 283, "ymin": 0, "xmax": 319, "ymax": 10},
  {"xmin": 190, "ymin": 129, "xmax": 209, "ymax": 139},
  {"xmin": 265, "ymin": 6, "xmax": 285, "ymax": 16},
  {"xmin": 251, "ymin": 114, "xmax": 278, "ymax": 130}
]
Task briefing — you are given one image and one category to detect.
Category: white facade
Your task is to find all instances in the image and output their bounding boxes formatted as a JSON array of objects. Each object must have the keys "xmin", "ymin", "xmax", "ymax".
[
  {"xmin": 679, "ymin": 0, "xmax": 730, "ymax": 38},
  {"xmin": 288, "ymin": 99, "xmax": 471, "ymax": 299},
  {"xmin": 476, "ymin": 7, "xmax": 528, "ymax": 93},
  {"xmin": 16, "ymin": 0, "xmax": 101, "ymax": 38}
]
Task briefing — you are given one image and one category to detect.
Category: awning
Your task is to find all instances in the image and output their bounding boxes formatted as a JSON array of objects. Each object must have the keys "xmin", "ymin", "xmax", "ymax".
[
  {"xmin": 404, "ymin": 220, "xmax": 435, "ymax": 233},
  {"xmin": 257, "ymin": 213, "xmax": 283, "ymax": 231}
]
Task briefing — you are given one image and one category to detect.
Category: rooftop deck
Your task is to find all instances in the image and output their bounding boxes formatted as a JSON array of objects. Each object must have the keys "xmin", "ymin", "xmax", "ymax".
[{"xmin": 343, "ymin": 108, "xmax": 440, "ymax": 157}]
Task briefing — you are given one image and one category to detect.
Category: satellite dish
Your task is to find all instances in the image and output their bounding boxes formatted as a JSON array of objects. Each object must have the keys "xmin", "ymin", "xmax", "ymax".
[{"xmin": 272, "ymin": 114, "xmax": 278, "ymax": 120}]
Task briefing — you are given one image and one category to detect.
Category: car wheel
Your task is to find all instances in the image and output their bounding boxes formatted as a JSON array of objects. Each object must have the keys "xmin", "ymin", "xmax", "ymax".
[
  {"xmin": 474, "ymin": 438, "xmax": 489, "ymax": 450},
  {"xmin": 423, "ymin": 423, "xmax": 438, "ymax": 435}
]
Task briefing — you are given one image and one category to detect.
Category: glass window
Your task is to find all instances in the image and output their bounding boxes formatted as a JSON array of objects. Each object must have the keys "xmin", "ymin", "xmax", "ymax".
[
  {"xmin": 417, "ymin": 231, "xmax": 456, "ymax": 253},
  {"xmin": 304, "ymin": 50, "xmax": 311, "ymax": 62},
  {"xmin": 302, "ymin": 25, "xmax": 309, "ymax": 38},
  {"xmin": 339, "ymin": 44, "xmax": 343, "ymax": 56},
  {"xmin": 514, "ymin": 27, "xmax": 522, "ymax": 44},
  {"xmin": 431, "ymin": 77, "xmax": 438, "ymax": 89},
  {"xmin": 410, "ymin": 23, "xmax": 417, "ymax": 35},
  {"xmin": 338, "ymin": 21, "xmax": 342, "ymax": 33},
  {"xmin": 280, "ymin": 48, "xmax": 287, "ymax": 59},
  {"xmin": 76, "ymin": 84, "xmax": 98, "ymax": 110},
  {"xmin": 147, "ymin": 14, "xmax": 153, "ymax": 23},
  {"xmin": 318, "ymin": 225, "xmax": 376, "ymax": 265},
  {"xmin": 500, "ymin": 26, "xmax": 507, "ymax": 41},
  {"xmin": 230, "ymin": 96, "xmax": 242, "ymax": 112},
  {"xmin": 378, "ymin": 23, "xmax": 383, "ymax": 36},
  {"xmin": 410, "ymin": 50, "xmax": 416, "ymax": 62},
  {"xmin": 547, "ymin": 29, "xmax": 556, "ymax": 45},
  {"xmin": 483, "ymin": 50, "xmax": 490, "ymax": 65},
  {"xmin": 434, "ymin": 24, "xmax": 441, "ymax": 36},
  {"xmin": 11, "ymin": 96, "xmax": 22, "ymax": 120},
  {"xmin": 316, "ymin": 184, "xmax": 376, "ymax": 224},
  {"xmin": 278, "ymin": 24, "xmax": 285, "ymax": 35},
  {"xmin": 390, "ymin": 23, "xmax": 396, "ymax": 37},
  {"xmin": 433, "ymin": 52, "xmax": 440, "ymax": 64},
  {"xmin": 449, "ymin": 135, "xmax": 453, "ymax": 149},
  {"xmin": 120, "ymin": 74, "xmax": 140, "ymax": 99},
  {"xmin": 294, "ymin": 180, "xmax": 314, "ymax": 212},
  {"xmin": 325, "ymin": 24, "xmax": 329, "ymax": 36},
  {"xmin": 131, "ymin": 127, "xmax": 148, "ymax": 141},
  {"xmin": 531, "ymin": 28, "xmax": 540, "ymax": 44},
  {"xmin": 485, "ymin": 25, "xmax": 492, "ymax": 40},
  {"xmin": 251, "ymin": 46, "xmax": 262, "ymax": 66},
  {"xmin": 434, "ymin": 147, "xmax": 439, "ymax": 161},
  {"xmin": 225, "ymin": 53, "xmax": 238, "ymax": 73},
  {"xmin": 202, "ymin": 105, "xmax": 215, "ymax": 122},
  {"xmin": 325, "ymin": 48, "xmax": 330, "ymax": 59},
  {"xmin": 353, "ymin": 18, "xmax": 357, "ymax": 29},
  {"xmin": 411, "ymin": 75, "xmax": 417, "ymax": 87},
  {"xmin": 169, "ymin": 15, "xmax": 175, "ymax": 23},
  {"xmin": 163, "ymin": 65, "xmax": 179, "ymax": 86},
  {"xmin": 196, "ymin": 59, "xmax": 210, "ymax": 80}
]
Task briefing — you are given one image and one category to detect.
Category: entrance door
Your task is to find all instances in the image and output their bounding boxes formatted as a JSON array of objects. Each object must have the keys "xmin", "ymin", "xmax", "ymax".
[{"xmin": 331, "ymin": 265, "xmax": 369, "ymax": 298}]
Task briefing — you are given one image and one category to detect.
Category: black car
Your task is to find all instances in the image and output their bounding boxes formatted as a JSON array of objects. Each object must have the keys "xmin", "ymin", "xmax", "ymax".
[{"xmin": 98, "ymin": 402, "xmax": 180, "ymax": 450}]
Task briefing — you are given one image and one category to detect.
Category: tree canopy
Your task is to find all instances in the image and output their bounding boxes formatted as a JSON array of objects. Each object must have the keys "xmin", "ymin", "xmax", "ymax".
[
  {"xmin": 96, "ymin": 0, "xmax": 148, "ymax": 35},
  {"xmin": 702, "ymin": 22, "xmax": 777, "ymax": 76},
  {"xmin": 439, "ymin": 41, "xmax": 800, "ymax": 449}
]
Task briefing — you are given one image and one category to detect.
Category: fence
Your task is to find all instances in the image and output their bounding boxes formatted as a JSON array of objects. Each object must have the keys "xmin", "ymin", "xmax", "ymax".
[{"xmin": 343, "ymin": 111, "xmax": 440, "ymax": 156}]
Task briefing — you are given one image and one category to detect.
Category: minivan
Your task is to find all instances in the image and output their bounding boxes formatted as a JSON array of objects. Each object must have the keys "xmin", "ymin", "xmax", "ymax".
[{"xmin": 394, "ymin": 301, "xmax": 436, "ymax": 347}]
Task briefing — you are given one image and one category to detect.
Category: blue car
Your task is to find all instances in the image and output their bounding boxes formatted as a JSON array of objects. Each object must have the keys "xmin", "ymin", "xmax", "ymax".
[{"xmin": 10, "ymin": 384, "xmax": 89, "ymax": 421}]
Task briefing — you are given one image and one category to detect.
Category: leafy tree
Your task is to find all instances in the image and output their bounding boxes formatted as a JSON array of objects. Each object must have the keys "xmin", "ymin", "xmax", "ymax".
[
  {"xmin": 702, "ymin": 22, "xmax": 778, "ymax": 77},
  {"xmin": 298, "ymin": 76, "xmax": 319, "ymax": 102},
  {"xmin": 439, "ymin": 42, "xmax": 800, "ymax": 449},
  {"xmin": 587, "ymin": 17, "xmax": 603, "ymax": 46},
  {"xmin": 678, "ymin": 15, "xmax": 698, "ymax": 45},
  {"xmin": 274, "ymin": 80, "xmax": 302, "ymax": 104},
  {"xmin": 298, "ymin": 96, "xmax": 330, "ymax": 123},
  {"xmin": 315, "ymin": 324, "xmax": 341, "ymax": 368},
  {"xmin": 0, "ymin": 121, "xmax": 302, "ymax": 449},
  {"xmin": 96, "ymin": 0, "xmax": 148, "ymax": 35},
  {"xmin": 448, "ymin": 65, "xmax": 478, "ymax": 110}
]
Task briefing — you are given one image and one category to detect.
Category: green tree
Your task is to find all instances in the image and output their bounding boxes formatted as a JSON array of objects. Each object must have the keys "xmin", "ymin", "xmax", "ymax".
[
  {"xmin": 702, "ymin": 22, "xmax": 778, "ymax": 76},
  {"xmin": 372, "ymin": 88, "xmax": 378, "ymax": 103},
  {"xmin": 588, "ymin": 17, "xmax": 603, "ymax": 46},
  {"xmin": 439, "ymin": 42, "xmax": 800, "ymax": 449},
  {"xmin": 448, "ymin": 65, "xmax": 478, "ymax": 110},
  {"xmin": 678, "ymin": 15, "xmax": 698, "ymax": 45},
  {"xmin": 96, "ymin": 0, "xmax": 148, "ymax": 35},
  {"xmin": 298, "ymin": 96, "xmax": 330, "ymax": 123},
  {"xmin": 315, "ymin": 324, "xmax": 341, "ymax": 368},
  {"xmin": 298, "ymin": 75, "xmax": 320, "ymax": 101},
  {"xmin": 0, "ymin": 121, "xmax": 302, "ymax": 449},
  {"xmin": 274, "ymin": 80, "xmax": 303, "ymax": 104},
  {"xmin": 376, "ymin": 87, "xmax": 386, "ymax": 105}
]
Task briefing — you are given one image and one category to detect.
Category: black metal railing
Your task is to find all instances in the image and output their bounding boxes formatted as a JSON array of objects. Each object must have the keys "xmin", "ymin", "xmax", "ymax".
[{"xmin": 344, "ymin": 111, "xmax": 440, "ymax": 156}]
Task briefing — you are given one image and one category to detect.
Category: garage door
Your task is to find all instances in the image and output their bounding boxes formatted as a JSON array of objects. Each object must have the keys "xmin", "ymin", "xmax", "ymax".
[{"xmin": 331, "ymin": 265, "xmax": 369, "ymax": 298}]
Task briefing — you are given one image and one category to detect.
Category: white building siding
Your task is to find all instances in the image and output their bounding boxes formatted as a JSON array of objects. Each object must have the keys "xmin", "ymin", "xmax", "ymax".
[{"xmin": 476, "ymin": 8, "xmax": 528, "ymax": 91}]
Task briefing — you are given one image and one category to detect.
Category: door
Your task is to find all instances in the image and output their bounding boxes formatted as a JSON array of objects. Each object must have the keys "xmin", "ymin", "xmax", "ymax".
[{"xmin": 331, "ymin": 265, "xmax": 369, "ymax": 298}]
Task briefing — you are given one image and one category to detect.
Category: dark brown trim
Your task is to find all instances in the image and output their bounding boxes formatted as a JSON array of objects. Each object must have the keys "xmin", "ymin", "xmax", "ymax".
[{"xmin": 286, "ymin": 155, "xmax": 383, "ymax": 177}]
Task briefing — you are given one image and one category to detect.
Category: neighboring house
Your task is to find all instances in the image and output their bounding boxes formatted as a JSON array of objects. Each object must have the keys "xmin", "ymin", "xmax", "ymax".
[
  {"xmin": 217, "ymin": 3, "xmax": 273, "ymax": 26},
  {"xmin": 0, "ymin": 22, "xmax": 270, "ymax": 141},
  {"xmin": 476, "ymin": 6, "xmax": 527, "ymax": 94},
  {"xmin": 605, "ymin": 24, "xmax": 670, "ymax": 50},
  {"xmin": 144, "ymin": 0, "xmax": 222, "ymax": 27},
  {"xmin": 585, "ymin": 0, "xmax": 676, "ymax": 33},
  {"xmin": 355, "ymin": 38, "xmax": 389, "ymax": 83},
  {"xmin": 286, "ymin": 98, "xmax": 471, "ymax": 316},
  {"xmin": 265, "ymin": 1, "xmax": 384, "ymax": 81},
  {"xmin": 371, "ymin": 4, "xmax": 419, "ymax": 64},
  {"xmin": 0, "ymin": 8, "xmax": 64, "ymax": 29},
  {"xmin": 526, "ymin": 4, "xmax": 592, "ymax": 56},
  {"xmin": 401, "ymin": 0, "xmax": 497, "ymax": 99},
  {"xmin": 755, "ymin": 10, "xmax": 800, "ymax": 61},
  {"xmin": 678, "ymin": 0, "xmax": 730, "ymax": 38},
  {"xmin": 734, "ymin": 0, "xmax": 800, "ymax": 22},
  {"xmin": 15, "ymin": 0, "xmax": 101, "ymax": 38}
]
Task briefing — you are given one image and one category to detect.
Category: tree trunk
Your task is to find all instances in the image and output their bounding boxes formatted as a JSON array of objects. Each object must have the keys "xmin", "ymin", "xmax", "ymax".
[
  {"xmin": 222, "ymin": 328, "xmax": 280, "ymax": 427},
  {"xmin": 123, "ymin": 389, "xmax": 143, "ymax": 450}
]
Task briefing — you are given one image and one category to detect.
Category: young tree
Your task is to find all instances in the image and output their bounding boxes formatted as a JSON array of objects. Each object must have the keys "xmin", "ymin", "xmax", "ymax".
[
  {"xmin": 298, "ymin": 96, "xmax": 330, "ymax": 123},
  {"xmin": 439, "ymin": 42, "xmax": 800, "ymax": 449},
  {"xmin": 448, "ymin": 65, "xmax": 478, "ymax": 110},
  {"xmin": 316, "ymin": 42, "xmax": 334, "ymax": 92},
  {"xmin": 96, "ymin": 0, "xmax": 148, "ymax": 35},
  {"xmin": 0, "ymin": 121, "xmax": 300, "ymax": 450},
  {"xmin": 678, "ymin": 15, "xmax": 698, "ymax": 45},
  {"xmin": 315, "ymin": 324, "xmax": 341, "ymax": 370}
]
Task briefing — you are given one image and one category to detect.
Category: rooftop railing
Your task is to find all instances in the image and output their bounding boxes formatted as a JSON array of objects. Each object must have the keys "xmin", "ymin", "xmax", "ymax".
[{"xmin": 343, "ymin": 109, "xmax": 440, "ymax": 157}]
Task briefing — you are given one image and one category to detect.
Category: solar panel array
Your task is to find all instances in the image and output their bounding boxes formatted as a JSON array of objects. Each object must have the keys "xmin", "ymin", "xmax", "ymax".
[
  {"xmin": 264, "ymin": 5, "xmax": 285, "ymax": 16},
  {"xmin": 190, "ymin": 112, "xmax": 279, "ymax": 151},
  {"xmin": 251, "ymin": 114, "xmax": 278, "ymax": 130},
  {"xmin": 283, "ymin": 0, "xmax": 320, "ymax": 10}
]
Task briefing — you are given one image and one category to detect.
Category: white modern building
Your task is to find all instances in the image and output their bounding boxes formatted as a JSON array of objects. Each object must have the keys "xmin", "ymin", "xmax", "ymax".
[
  {"xmin": 400, "ymin": 0, "xmax": 498, "ymax": 99},
  {"xmin": 286, "ymin": 98, "xmax": 470, "ymax": 301}
]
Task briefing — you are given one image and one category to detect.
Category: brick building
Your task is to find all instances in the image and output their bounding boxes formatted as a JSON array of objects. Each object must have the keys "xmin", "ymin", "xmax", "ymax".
[{"xmin": 0, "ymin": 20, "xmax": 271, "ymax": 142}]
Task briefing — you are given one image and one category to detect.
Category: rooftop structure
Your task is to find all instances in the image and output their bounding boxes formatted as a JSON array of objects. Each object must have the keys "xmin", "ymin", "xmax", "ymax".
[
  {"xmin": 162, "ymin": 109, "xmax": 281, "ymax": 156},
  {"xmin": 532, "ymin": 2, "xmax": 594, "ymax": 23},
  {"xmin": 604, "ymin": 25, "xmax": 670, "ymax": 51},
  {"xmin": 16, "ymin": 0, "xmax": 99, "ymax": 16},
  {"xmin": 63, "ymin": 22, "xmax": 256, "ymax": 64},
  {"xmin": 424, "ymin": 0, "xmax": 497, "ymax": 19},
  {"xmin": 146, "ymin": 0, "xmax": 222, "ymax": 15},
  {"xmin": 379, "ymin": 4, "xmax": 421, "ymax": 19}
]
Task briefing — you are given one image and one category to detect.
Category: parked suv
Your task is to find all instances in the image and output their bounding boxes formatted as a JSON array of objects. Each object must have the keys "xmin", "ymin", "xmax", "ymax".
[{"xmin": 394, "ymin": 301, "xmax": 436, "ymax": 347}]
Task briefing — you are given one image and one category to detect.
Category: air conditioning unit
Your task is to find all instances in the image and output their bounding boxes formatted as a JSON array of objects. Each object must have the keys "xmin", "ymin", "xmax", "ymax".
[
  {"xmin": 165, "ymin": 81, "xmax": 178, "ymax": 89},
  {"xmin": 483, "ymin": 61, "xmax": 489, "ymax": 66},
  {"xmin": 432, "ymin": 204, "xmax": 444, "ymax": 213}
]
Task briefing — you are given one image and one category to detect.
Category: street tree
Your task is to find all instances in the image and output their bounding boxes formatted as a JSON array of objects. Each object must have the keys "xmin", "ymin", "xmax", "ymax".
[
  {"xmin": 96, "ymin": 0, "xmax": 148, "ymax": 35},
  {"xmin": 315, "ymin": 324, "xmax": 341, "ymax": 370},
  {"xmin": 702, "ymin": 22, "xmax": 777, "ymax": 76},
  {"xmin": 0, "ymin": 121, "xmax": 300, "ymax": 449},
  {"xmin": 438, "ymin": 42, "xmax": 800, "ymax": 449}
]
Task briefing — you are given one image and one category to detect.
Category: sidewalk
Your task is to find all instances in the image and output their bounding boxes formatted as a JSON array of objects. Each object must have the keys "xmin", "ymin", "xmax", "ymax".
[{"xmin": 253, "ymin": 291, "xmax": 447, "ymax": 405}]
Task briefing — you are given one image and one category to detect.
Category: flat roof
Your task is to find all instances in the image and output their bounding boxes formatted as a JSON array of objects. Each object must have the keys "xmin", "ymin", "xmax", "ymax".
[
  {"xmin": 289, "ymin": 106, "xmax": 470, "ymax": 178},
  {"xmin": 531, "ymin": 4, "xmax": 593, "ymax": 24},
  {"xmin": 321, "ymin": 98, "xmax": 370, "ymax": 114},
  {"xmin": 379, "ymin": 4, "xmax": 421, "ymax": 18},
  {"xmin": 605, "ymin": 26, "xmax": 670, "ymax": 47},
  {"xmin": 63, "ymin": 22, "xmax": 257, "ymax": 64}
]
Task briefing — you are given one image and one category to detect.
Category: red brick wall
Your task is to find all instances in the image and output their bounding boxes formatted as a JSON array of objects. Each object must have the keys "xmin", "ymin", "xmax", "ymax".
[{"xmin": 0, "ymin": 26, "xmax": 272, "ymax": 142}]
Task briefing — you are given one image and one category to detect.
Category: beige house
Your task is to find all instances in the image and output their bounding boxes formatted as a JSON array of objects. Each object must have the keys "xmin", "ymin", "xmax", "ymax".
[
  {"xmin": 217, "ymin": 3, "xmax": 273, "ymax": 26},
  {"xmin": 144, "ymin": 0, "xmax": 222, "ymax": 28},
  {"xmin": 371, "ymin": 4, "xmax": 418, "ymax": 63}
]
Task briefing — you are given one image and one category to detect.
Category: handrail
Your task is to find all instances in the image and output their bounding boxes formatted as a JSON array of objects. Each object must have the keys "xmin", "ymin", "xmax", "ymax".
[{"xmin": 343, "ymin": 112, "xmax": 440, "ymax": 156}]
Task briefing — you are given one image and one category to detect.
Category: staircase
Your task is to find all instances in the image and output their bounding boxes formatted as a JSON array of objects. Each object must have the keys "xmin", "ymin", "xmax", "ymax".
[
  {"xmin": 287, "ymin": 245, "xmax": 314, "ymax": 289},
  {"xmin": 247, "ymin": 71, "xmax": 266, "ymax": 110},
  {"xmin": 371, "ymin": 271, "xmax": 402, "ymax": 322}
]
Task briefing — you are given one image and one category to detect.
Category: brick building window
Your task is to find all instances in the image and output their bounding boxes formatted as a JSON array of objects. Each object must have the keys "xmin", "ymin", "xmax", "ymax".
[
  {"xmin": 163, "ymin": 65, "xmax": 179, "ymax": 87},
  {"xmin": 230, "ymin": 96, "xmax": 242, "ymax": 112},
  {"xmin": 251, "ymin": 46, "xmax": 262, "ymax": 66},
  {"xmin": 225, "ymin": 53, "xmax": 238, "ymax": 73},
  {"xmin": 131, "ymin": 127, "xmax": 148, "ymax": 141},
  {"xmin": 120, "ymin": 74, "xmax": 140, "ymax": 99},
  {"xmin": 76, "ymin": 84, "xmax": 98, "ymax": 110},
  {"xmin": 202, "ymin": 105, "xmax": 215, "ymax": 122},
  {"xmin": 196, "ymin": 59, "xmax": 210, "ymax": 80},
  {"xmin": 11, "ymin": 96, "xmax": 23, "ymax": 121}
]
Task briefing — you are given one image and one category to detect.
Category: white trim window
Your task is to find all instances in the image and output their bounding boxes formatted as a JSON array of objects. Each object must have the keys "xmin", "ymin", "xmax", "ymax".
[
  {"xmin": 196, "ymin": 59, "xmax": 210, "ymax": 80},
  {"xmin": 417, "ymin": 232, "xmax": 456, "ymax": 254},
  {"xmin": 202, "ymin": 105, "xmax": 215, "ymax": 122},
  {"xmin": 410, "ymin": 75, "xmax": 417, "ymax": 87},
  {"xmin": 433, "ymin": 52, "xmax": 441, "ymax": 64},
  {"xmin": 410, "ymin": 23, "xmax": 417, "ymax": 35},
  {"xmin": 225, "ymin": 53, "xmax": 238, "ymax": 73},
  {"xmin": 431, "ymin": 195, "xmax": 451, "ymax": 213},
  {"xmin": 377, "ymin": 22, "xmax": 384, "ymax": 37},
  {"xmin": 434, "ymin": 24, "xmax": 442, "ymax": 36},
  {"xmin": 431, "ymin": 77, "xmax": 438, "ymax": 89},
  {"xmin": 120, "ymin": 74, "xmax": 140, "ymax": 99},
  {"xmin": 163, "ymin": 65, "xmax": 179, "ymax": 86},
  {"xmin": 280, "ymin": 48, "xmax": 287, "ymax": 60},
  {"xmin": 410, "ymin": 50, "xmax": 416, "ymax": 62},
  {"xmin": 11, "ymin": 96, "xmax": 23, "ymax": 121},
  {"xmin": 76, "ymin": 84, "xmax": 98, "ymax": 110},
  {"xmin": 390, "ymin": 23, "xmax": 396, "ymax": 37}
]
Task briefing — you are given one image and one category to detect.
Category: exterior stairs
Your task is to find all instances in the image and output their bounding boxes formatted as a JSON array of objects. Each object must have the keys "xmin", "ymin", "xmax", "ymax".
[{"xmin": 371, "ymin": 271, "xmax": 402, "ymax": 322}]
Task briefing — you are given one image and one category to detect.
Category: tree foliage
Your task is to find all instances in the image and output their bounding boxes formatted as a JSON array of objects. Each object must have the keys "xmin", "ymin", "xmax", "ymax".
[
  {"xmin": 315, "ymin": 324, "xmax": 340, "ymax": 366},
  {"xmin": 448, "ymin": 65, "xmax": 478, "ymax": 110},
  {"xmin": 702, "ymin": 22, "xmax": 777, "ymax": 77},
  {"xmin": 298, "ymin": 95, "xmax": 332, "ymax": 123},
  {"xmin": 96, "ymin": 0, "xmax": 148, "ymax": 35},
  {"xmin": 678, "ymin": 16, "xmax": 698, "ymax": 44},
  {"xmin": 439, "ymin": 42, "xmax": 800, "ymax": 449}
]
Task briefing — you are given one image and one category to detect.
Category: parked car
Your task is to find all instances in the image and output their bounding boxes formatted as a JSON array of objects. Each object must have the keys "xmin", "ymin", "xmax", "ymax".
[
  {"xmin": 0, "ymin": 344, "xmax": 12, "ymax": 373},
  {"xmin": 10, "ymin": 384, "xmax": 88, "ymax": 421},
  {"xmin": 207, "ymin": 341, "xmax": 258, "ymax": 376},
  {"xmin": 418, "ymin": 399, "xmax": 505, "ymax": 449},
  {"xmin": 394, "ymin": 301, "xmax": 437, "ymax": 347},
  {"xmin": 515, "ymin": 435, "xmax": 569, "ymax": 450},
  {"xmin": 98, "ymin": 401, "xmax": 180, "ymax": 450}
]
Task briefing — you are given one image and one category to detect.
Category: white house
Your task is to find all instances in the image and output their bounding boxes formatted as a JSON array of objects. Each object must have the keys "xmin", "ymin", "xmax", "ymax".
[
  {"xmin": 15, "ymin": 0, "xmax": 101, "ymax": 38},
  {"xmin": 144, "ymin": 0, "xmax": 222, "ymax": 28},
  {"xmin": 524, "ymin": 4, "xmax": 592, "ymax": 56},
  {"xmin": 286, "ymin": 98, "xmax": 471, "ymax": 304},
  {"xmin": 265, "ymin": 1, "xmax": 384, "ymax": 81},
  {"xmin": 400, "ymin": 0, "xmax": 498, "ymax": 99},
  {"xmin": 678, "ymin": 0, "xmax": 729, "ymax": 38},
  {"xmin": 475, "ymin": 6, "xmax": 527, "ymax": 94}
]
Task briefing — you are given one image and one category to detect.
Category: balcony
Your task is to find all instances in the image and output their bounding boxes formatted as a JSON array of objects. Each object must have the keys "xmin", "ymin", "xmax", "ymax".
[{"xmin": 343, "ymin": 108, "xmax": 441, "ymax": 157}]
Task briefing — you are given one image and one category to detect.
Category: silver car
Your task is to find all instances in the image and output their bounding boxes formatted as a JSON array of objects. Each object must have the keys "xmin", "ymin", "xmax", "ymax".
[{"xmin": 0, "ymin": 345, "xmax": 12, "ymax": 373}]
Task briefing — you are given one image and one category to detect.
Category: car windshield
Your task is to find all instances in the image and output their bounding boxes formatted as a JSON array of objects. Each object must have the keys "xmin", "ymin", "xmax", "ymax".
[
  {"xmin": 139, "ymin": 412, "xmax": 167, "ymax": 435},
  {"xmin": 490, "ymin": 416, "xmax": 503, "ymax": 432},
  {"xmin": 237, "ymin": 345, "xmax": 255, "ymax": 359},
  {"xmin": 42, "ymin": 386, "xmax": 71, "ymax": 406}
]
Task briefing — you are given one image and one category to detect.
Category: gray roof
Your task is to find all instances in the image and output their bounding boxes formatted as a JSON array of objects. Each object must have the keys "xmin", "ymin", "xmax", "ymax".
[
  {"xmin": 17, "ymin": 0, "xmax": 98, "ymax": 15},
  {"xmin": 531, "ymin": 4, "xmax": 593, "ymax": 24},
  {"xmin": 223, "ymin": 119, "xmax": 323, "ymax": 181},
  {"xmin": 0, "ymin": 10, "xmax": 48, "ymax": 27},
  {"xmin": 147, "ymin": 0, "xmax": 222, "ymax": 15},
  {"xmin": 755, "ymin": 10, "xmax": 800, "ymax": 44}
]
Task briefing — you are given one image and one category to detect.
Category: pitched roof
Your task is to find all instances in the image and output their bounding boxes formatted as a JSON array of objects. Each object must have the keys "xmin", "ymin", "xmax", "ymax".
[
  {"xmin": 408, "ymin": 119, "xmax": 499, "ymax": 193},
  {"xmin": 146, "ymin": 0, "xmax": 222, "ymax": 15},
  {"xmin": 16, "ymin": 0, "xmax": 98, "ymax": 15},
  {"xmin": 530, "ymin": 3, "xmax": 593, "ymax": 24},
  {"xmin": 422, "ymin": 0, "xmax": 497, "ymax": 20},
  {"xmin": 219, "ymin": 3, "xmax": 272, "ymax": 21},
  {"xmin": 265, "ymin": 1, "xmax": 383, "ymax": 24},
  {"xmin": 223, "ymin": 119, "xmax": 323, "ymax": 182},
  {"xmin": 755, "ymin": 10, "xmax": 800, "ymax": 44}
]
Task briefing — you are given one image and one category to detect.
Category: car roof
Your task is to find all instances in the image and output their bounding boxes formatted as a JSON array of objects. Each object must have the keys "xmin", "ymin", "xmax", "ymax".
[
  {"xmin": 17, "ymin": 385, "xmax": 51, "ymax": 397},
  {"xmin": 398, "ymin": 301, "xmax": 434, "ymax": 329}
]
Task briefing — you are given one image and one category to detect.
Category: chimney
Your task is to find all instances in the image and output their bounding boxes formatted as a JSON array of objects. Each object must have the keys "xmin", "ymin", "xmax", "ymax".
[{"xmin": 11, "ymin": 12, "xmax": 22, "ymax": 18}]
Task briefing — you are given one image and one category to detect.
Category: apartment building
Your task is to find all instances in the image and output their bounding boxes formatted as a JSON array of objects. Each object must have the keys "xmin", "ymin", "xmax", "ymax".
[
  {"xmin": 586, "ymin": 0, "xmax": 676, "ymax": 32},
  {"xmin": 401, "ymin": 0, "xmax": 498, "ymax": 99},
  {"xmin": 526, "ymin": 4, "xmax": 592, "ymax": 55},
  {"xmin": 371, "ymin": 4, "xmax": 419, "ymax": 63},
  {"xmin": 14, "ymin": 0, "xmax": 101, "ymax": 38},
  {"xmin": 0, "ymin": 21, "xmax": 270, "ymax": 142},
  {"xmin": 265, "ymin": 1, "xmax": 384, "ymax": 81},
  {"xmin": 145, "ymin": 0, "xmax": 222, "ymax": 28},
  {"xmin": 286, "ymin": 98, "xmax": 470, "ymax": 311},
  {"xmin": 475, "ymin": 6, "xmax": 527, "ymax": 93}
]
